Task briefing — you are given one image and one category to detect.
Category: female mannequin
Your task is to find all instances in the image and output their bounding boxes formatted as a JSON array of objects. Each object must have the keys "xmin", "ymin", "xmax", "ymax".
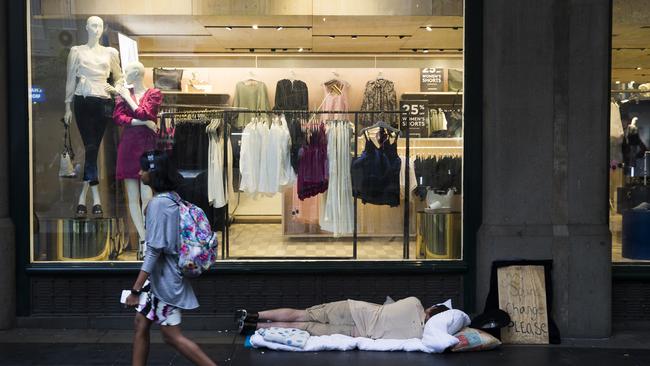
[
  {"xmin": 64, "ymin": 16, "xmax": 123, "ymax": 217},
  {"xmin": 111, "ymin": 62, "xmax": 162, "ymax": 259}
]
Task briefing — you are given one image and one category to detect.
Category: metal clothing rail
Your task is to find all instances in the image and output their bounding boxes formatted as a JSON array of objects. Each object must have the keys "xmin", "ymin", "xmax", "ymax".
[
  {"xmin": 221, "ymin": 109, "xmax": 414, "ymax": 260},
  {"xmin": 224, "ymin": 109, "xmax": 406, "ymax": 114},
  {"xmin": 158, "ymin": 106, "xmax": 247, "ymax": 117},
  {"xmin": 161, "ymin": 103, "xmax": 230, "ymax": 109}
]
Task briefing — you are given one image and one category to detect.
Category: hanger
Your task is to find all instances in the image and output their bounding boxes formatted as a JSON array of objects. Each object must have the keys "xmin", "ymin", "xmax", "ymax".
[
  {"xmin": 288, "ymin": 70, "xmax": 296, "ymax": 82},
  {"xmin": 245, "ymin": 70, "xmax": 258, "ymax": 84},
  {"xmin": 359, "ymin": 120, "xmax": 401, "ymax": 136},
  {"xmin": 376, "ymin": 69, "xmax": 384, "ymax": 80}
]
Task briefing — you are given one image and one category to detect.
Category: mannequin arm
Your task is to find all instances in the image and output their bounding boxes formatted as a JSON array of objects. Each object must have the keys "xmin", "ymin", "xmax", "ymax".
[
  {"xmin": 109, "ymin": 48, "xmax": 124, "ymax": 91},
  {"xmin": 64, "ymin": 47, "xmax": 79, "ymax": 125},
  {"xmin": 64, "ymin": 47, "xmax": 78, "ymax": 104},
  {"xmin": 132, "ymin": 119, "xmax": 159, "ymax": 133}
]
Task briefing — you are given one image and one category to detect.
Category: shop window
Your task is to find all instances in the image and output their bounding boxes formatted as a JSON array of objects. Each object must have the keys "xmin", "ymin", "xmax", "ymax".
[
  {"xmin": 28, "ymin": 1, "xmax": 465, "ymax": 263},
  {"xmin": 611, "ymin": 0, "xmax": 650, "ymax": 263}
]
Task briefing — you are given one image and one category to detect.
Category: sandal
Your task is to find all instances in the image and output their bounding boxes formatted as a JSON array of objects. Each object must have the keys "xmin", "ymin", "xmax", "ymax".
[
  {"xmin": 238, "ymin": 320, "xmax": 257, "ymax": 335},
  {"xmin": 235, "ymin": 309, "xmax": 259, "ymax": 323}
]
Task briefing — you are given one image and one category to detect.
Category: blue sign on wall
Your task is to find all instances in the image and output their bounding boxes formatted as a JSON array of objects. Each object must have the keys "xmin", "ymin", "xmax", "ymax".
[{"xmin": 31, "ymin": 86, "xmax": 45, "ymax": 103}]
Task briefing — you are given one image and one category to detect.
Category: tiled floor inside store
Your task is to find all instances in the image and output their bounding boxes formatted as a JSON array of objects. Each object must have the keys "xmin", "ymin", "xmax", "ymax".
[{"xmin": 226, "ymin": 223, "xmax": 418, "ymax": 259}]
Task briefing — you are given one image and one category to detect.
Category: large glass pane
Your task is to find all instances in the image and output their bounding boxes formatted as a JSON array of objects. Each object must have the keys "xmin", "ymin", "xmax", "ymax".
[
  {"xmin": 28, "ymin": 1, "xmax": 464, "ymax": 262},
  {"xmin": 611, "ymin": 1, "xmax": 650, "ymax": 263}
]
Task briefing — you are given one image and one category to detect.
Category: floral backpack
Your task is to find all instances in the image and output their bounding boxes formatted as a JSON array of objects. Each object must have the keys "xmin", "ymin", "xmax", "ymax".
[{"xmin": 161, "ymin": 192, "xmax": 217, "ymax": 278}]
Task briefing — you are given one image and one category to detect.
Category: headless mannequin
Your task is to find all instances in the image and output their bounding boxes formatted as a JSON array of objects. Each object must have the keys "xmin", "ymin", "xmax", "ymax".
[
  {"xmin": 64, "ymin": 16, "xmax": 123, "ymax": 215},
  {"xmin": 108, "ymin": 62, "xmax": 159, "ymax": 257}
]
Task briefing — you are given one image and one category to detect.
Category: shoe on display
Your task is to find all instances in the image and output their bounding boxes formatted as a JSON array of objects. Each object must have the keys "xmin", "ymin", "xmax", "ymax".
[
  {"xmin": 75, "ymin": 204, "xmax": 87, "ymax": 218},
  {"xmin": 92, "ymin": 204, "xmax": 103, "ymax": 216}
]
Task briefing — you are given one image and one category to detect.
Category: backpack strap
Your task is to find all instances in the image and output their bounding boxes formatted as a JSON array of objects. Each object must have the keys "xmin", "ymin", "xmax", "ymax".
[{"xmin": 157, "ymin": 191, "xmax": 184, "ymax": 206}]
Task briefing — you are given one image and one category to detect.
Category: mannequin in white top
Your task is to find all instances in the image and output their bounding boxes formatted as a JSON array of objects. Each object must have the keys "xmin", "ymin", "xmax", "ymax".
[{"xmin": 64, "ymin": 16, "xmax": 123, "ymax": 217}]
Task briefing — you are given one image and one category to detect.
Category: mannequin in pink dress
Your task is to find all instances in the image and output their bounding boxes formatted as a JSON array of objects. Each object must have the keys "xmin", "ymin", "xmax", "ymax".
[{"xmin": 110, "ymin": 61, "xmax": 162, "ymax": 258}]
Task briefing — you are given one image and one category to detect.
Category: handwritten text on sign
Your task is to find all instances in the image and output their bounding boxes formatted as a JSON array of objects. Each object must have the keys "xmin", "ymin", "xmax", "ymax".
[{"xmin": 497, "ymin": 265, "xmax": 549, "ymax": 344}]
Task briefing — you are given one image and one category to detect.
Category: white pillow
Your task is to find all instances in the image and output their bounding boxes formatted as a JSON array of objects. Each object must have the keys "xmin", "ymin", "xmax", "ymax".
[
  {"xmin": 426, "ymin": 309, "xmax": 471, "ymax": 336},
  {"xmin": 420, "ymin": 309, "xmax": 471, "ymax": 352}
]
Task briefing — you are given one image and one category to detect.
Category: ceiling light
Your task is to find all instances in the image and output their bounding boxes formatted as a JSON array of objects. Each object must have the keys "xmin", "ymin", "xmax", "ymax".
[
  {"xmin": 412, "ymin": 49, "xmax": 417, "ymax": 52},
  {"xmin": 423, "ymin": 49, "xmax": 429, "ymax": 53},
  {"xmin": 351, "ymin": 35, "xmax": 357, "ymax": 39},
  {"xmin": 271, "ymin": 48, "xmax": 276, "ymax": 52},
  {"xmin": 225, "ymin": 26, "xmax": 232, "ymax": 31},
  {"xmin": 298, "ymin": 48, "xmax": 304, "ymax": 52},
  {"xmin": 425, "ymin": 26, "xmax": 432, "ymax": 32},
  {"xmin": 322, "ymin": 17, "xmax": 327, "ymax": 22},
  {"xmin": 249, "ymin": 48, "xmax": 254, "ymax": 52},
  {"xmin": 329, "ymin": 35, "xmax": 335, "ymax": 39},
  {"xmin": 277, "ymin": 26, "xmax": 283, "ymax": 31},
  {"xmin": 615, "ymin": 81, "xmax": 621, "ymax": 84},
  {"xmin": 637, "ymin": 67, "xmax": 643, "ymax": 70},
  {"xmin": 252, "ymin": 24, "xmax": 258, "ymax": 30}
]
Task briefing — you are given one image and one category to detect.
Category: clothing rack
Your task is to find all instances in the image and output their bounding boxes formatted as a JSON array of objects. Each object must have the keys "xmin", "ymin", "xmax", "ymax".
[
  {"xmin": 222, "ymin": 109, "xmax": 418, "ymax": 260},
  {"xmin": 159, "ymin": 107, "xmax": 246, "ymax": 117},
  {"xmin": 166, "ymin": 108, "xmax": 461, "ymax": 260},
  {"xmin": 161, "ymin": 103, "xmax": 230, "ymax": 109}
]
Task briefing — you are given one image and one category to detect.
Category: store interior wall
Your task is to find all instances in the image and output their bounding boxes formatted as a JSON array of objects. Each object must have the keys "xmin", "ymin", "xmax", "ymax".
[{"xmin": 141, "ymin": 64, "xmax": 463, "ymax": 110}]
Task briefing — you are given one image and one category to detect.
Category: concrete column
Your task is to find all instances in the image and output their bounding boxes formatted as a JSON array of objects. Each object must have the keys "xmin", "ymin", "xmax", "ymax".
[
  {"xmin": 0, "ymin": 0, "xmax": 16, "ymax": 329},
  {"xmin": 478, "ymin": 0, "xmax": 611, "ymax": 338}
]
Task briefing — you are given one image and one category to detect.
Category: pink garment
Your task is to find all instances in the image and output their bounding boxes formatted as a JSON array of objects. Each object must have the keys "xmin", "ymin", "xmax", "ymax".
[
  {"xmin": 321, "ymin": 80, "xmax": 349, "ymax": 121},
  {"xmin": 292, "ymin": 185, "xmax": 320, "ymax": 224},
  {"xmin": 113, "ymin": 88, "xmax": 162, "ymax": 180}
]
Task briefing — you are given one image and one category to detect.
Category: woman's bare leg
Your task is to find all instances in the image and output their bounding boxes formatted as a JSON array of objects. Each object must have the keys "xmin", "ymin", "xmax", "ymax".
[
  {"xmin": 132, "ymin": 313, "xmax": 152, "ymax": 366},
  {"xmin": 160, "ymin": 325, "xmax": 217, "ymax": 366},
  {"xmin": 258, "ymin": 308, "xmax": 309, "ymax": 322}
]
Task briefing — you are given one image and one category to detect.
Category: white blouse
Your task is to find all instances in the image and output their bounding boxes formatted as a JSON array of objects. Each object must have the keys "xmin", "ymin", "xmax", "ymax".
[{"xmin": 65, "ymin": 45, "xmax": 123, "ymax": 103}]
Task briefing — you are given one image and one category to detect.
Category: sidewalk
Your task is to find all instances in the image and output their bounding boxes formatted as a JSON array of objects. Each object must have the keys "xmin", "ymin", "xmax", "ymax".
[{"xmin": 1, "ymin": 329, "xmax": 649, "ymax": 366}]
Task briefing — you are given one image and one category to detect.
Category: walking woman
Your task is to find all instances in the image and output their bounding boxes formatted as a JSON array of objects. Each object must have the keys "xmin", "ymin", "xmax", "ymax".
[{"xmin": 125, "ymin": 150, "xmax": 217, "ymax": 366}]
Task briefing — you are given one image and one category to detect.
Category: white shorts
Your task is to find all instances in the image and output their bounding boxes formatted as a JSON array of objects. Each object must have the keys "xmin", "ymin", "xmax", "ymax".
[{"xmin": 136, "ymin": 292, "xmax": 182, "ymax": 326}]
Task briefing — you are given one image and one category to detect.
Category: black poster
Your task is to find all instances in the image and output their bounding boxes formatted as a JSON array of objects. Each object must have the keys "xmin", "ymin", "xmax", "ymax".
[
  {"xmin": 420, "ymin": 68, "xmax": 444, "ymax": 92},
  {"xmin": 400, "ymin": 100, "xmax": 428, "ymax": 137}
]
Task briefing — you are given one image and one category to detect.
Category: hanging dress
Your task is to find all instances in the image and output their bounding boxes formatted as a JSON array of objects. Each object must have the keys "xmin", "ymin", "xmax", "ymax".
[
  {"xmin": 320, "ymin": 121, "xmax": 354, "ymax": 236},
  {"xmin": 351, "ymin": 128, "xmax": 401, "ymax": 207},
  {"xmin": 297, "ymin": 124, "xmax": 329, "ymax": 200}
]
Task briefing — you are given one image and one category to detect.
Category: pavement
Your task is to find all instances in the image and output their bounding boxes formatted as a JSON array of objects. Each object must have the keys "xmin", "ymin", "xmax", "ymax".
[{"xmin": 1, "ymin": 329, "xmax": 649, "ymax": 366}]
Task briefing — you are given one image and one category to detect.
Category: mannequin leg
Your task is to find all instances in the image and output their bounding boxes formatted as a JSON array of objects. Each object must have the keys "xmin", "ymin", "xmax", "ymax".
[
  {"xmin": 91, "ymin": 185, "xmax": 101, "ymax": 206},
  {"xmin": 140, "ymin": 181, "xmax": 153, "ymax": 216},
  {"xmin": 139, "ymin": 182, "xmax": 153, "ymax": 259},
  {"xmin": 125, "ymin": 179, "xmax": 146, "ymax": 258},
  {"xmin": 78, "ymin": 182, "xmax": 89, "ymax": 205}
]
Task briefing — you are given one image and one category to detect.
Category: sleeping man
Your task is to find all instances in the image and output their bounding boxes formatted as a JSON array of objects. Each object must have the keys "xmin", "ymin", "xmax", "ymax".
[{"xmin": 236, "ymin": 297, "xmax": 450, "ymax": 339}]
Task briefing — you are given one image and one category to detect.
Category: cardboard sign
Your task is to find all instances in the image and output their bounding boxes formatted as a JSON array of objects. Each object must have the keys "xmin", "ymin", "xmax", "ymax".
[
  {"xmin": 399, "ymin": 100, "xmax": 428, "ymax": 137},
  {"xmin": 497, "ymin": 265, "xmax": 550, "ymax": 344},
  {"xmin": 420, "ymin": 68, "xmax": 445, "ymax": 92}
]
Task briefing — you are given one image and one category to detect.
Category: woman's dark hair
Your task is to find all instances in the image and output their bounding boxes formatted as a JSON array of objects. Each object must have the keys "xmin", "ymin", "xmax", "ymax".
[{"xmin": 139, "ymin": 150, "xmax": 183, "ymax": 192}]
